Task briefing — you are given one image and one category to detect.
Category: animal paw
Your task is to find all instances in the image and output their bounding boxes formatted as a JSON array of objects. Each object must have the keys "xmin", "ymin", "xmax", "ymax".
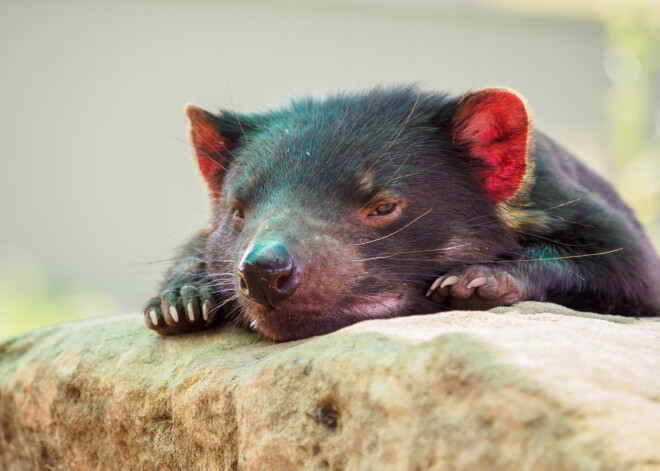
[
  {"xmin": 142, "ymin": 285, "xmax": 220, "ymax": 335},
  {"xmin": 425, "ymin": 266, "xmax": 526, "ymax": 310}
]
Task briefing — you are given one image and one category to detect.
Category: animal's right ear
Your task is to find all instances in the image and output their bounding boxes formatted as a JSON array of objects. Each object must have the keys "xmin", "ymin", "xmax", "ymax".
[{"xmin": 185, "ymin": 104, "xmax": 234, "ymax": 199}]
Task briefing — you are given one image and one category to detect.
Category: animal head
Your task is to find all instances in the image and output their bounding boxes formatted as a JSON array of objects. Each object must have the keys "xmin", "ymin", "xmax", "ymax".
[{"xmin": 185, "ymin": 86, "xmax": 532, "ymax": 340}]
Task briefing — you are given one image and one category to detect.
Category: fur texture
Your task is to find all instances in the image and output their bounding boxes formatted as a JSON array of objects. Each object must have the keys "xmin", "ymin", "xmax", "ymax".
[{"xmin": 143, "ymin": 86, "xmax": 660, "ymax": 341}]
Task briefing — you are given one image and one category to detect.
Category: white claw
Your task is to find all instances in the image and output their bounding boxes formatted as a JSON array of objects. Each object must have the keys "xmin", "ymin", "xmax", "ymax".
[
  {"xmin": 202, "ymin": 301, "xmax": 209, "ymax": 321},
  {"xmin": 186, "ymin": 302, "xmax": 195, "ymax": 322},
  {"xmin": 426, "ymin": 277, "xmax": 445, "ymax": 297},
  {"xmin": 149, "ymin": 309, "xmax": 158, "ymax": 326},
  {"xmin": 169, "ymin": 305, "xmax": 179, "ymax": 322},
  {"xmin": 441, "ymin": 276, "xmax": 459, "ymax": 288},
  {"xmin": 466, "ymin": 277, "xmax": 489, "ymax": 289}
]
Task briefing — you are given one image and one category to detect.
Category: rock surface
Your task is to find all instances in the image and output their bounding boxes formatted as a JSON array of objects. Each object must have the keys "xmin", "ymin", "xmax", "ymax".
[{"xmin": 0, "ymin": 302, "xmax": 659, "ymax": 471}]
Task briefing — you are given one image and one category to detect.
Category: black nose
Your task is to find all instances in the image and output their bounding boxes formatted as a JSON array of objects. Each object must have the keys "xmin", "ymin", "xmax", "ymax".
[{"xmin": 237, "ymin": 241, "xmax": 299, "ymax": 307}]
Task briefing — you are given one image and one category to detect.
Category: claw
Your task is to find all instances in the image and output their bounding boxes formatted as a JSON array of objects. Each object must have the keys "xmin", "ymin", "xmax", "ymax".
[
  {"xmin": 169, "ymin": 305, "xmax": 179, "ymax": 322},
  {"xmin": 426, "ymin": 277, "xmax": 445, "ymax": 297},
  {"xmin": 202, "ymin": 301, "xmax": 209, "ymax": 321},
  {"xmin": 149, "ymin": 309, "xmax": 158, "ymax": 326},
  {"xmin": 441, "ymin": 276, "xmax": 459, "ymax": 288},
  {"xmin": 466, "ymin": 277, "xmax": 489, "ymax": 289},
  {"xmin": 186, "ymin": 302, "xmax": 195, "ymax": 322}
]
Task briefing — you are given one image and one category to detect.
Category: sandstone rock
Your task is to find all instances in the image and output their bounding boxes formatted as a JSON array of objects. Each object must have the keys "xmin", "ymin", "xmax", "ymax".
[{"xmin": 0, "ymin": 302, "xmax": 659, "ymax": 470}]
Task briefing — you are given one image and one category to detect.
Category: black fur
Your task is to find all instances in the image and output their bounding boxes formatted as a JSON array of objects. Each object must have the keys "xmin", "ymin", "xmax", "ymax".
[{"xmin": 143, "ymin": 86, "xmax": 660, "ymax": 341}]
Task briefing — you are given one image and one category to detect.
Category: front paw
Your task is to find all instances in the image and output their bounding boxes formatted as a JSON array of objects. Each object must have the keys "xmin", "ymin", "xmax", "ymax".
[
  {"xmin": 426, "ymin": 265, "xmax": 526, "ymax": 310},
  {"xmin": 142, "ymin": 285, "xmax": 220, "ymax": 335}
]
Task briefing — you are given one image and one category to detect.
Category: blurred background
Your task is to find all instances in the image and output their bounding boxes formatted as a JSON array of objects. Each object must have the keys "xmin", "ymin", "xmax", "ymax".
[{"xmin": 1, "ymin": 0, "xmax": 659, "ymax": 338}]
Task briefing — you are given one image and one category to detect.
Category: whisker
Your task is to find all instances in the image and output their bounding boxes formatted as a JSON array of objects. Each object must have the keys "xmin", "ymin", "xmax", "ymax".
[
  {"xmin": 392, "ymin": 162, "xmax": 443, "ymax": 181},
  {"xmin": 380, "ymin": 89, "xmax": 422, "ymax": 158},
  {"xmin": 345, "ymin": 208, "xmax": 432, "ymax": 247},
  {"xmin": 188, "ymin": 114, "xmax": 238, "ymax": 162},
  {"xmin": 546, "ymin": 214, "xmax": 595, "ymax": 228},
  {"xmin": 340, "ymin": 271, "xmax": 437, "ymax": 278},
  {"xmin": 509, "ymin": 228, "xmax": 600, "ymax": 247},
  {"xmin": 543, "ymin": 198, "xmax": 581, "ymax": 212},
  {"xmin": 317, "ymin": 88, "xmax": 424, "ymax": 240},
  {"xmin": 227, "ymin": 91, "xmax": 251, "ymax": 147},
  {"xmin": 375, "ymin": 248, "xmax": 622, "ymax": 264},
  {"xmin": 329, "ymin": 244, "xmax": 471, "ymax": 265},
  {"xmin": 407, "ymin": 294, "xmax": 450, "ymax": 311},
  {"xmin": 344, "ymin": 277, "xmax": 430, "ymax": 285}
]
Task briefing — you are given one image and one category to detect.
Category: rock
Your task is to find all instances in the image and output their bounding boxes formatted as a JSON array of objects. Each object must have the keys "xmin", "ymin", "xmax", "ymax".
[{"xmin": 0, "ymin": 302, "xmax": 659, "ymax": 471}]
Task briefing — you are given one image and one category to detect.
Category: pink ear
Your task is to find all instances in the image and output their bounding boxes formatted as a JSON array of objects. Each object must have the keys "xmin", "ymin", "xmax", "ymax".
[
  {"xmin": 186, "ymin": 104, "xmax": 230, "ymax": 199},
  {"xmin": 452, "ymin": 88, "xmax": 531, "ymax": 202}
]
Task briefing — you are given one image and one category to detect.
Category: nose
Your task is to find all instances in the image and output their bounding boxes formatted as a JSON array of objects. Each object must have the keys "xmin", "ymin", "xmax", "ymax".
[{"xmin": 237, "ymin": 241, "xmax": 299, "ymax": 307}]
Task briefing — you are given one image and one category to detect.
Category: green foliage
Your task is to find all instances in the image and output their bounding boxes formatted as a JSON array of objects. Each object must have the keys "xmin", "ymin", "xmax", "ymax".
[
  {"xmin": 0, "ymin": 250, "xmax": 120, "ymax": 339},
  {"xmin": 602, "ymin": 1, "xmax": 660, "ymax": 249}
]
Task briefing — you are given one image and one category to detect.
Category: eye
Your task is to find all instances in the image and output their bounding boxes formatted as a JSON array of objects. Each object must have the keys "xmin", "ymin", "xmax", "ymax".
[
  {"xmin": 368, "ymin": 203, "xmax": 396, "ymax": 216},
  {"xmin": 232, "ymin": 208, "xmax": 244, "ymax": 220}
]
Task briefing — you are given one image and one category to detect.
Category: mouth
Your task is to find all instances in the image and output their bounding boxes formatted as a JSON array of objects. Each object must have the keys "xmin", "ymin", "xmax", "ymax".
[{"xmin": 241, "ymin": 295, "xmax": 406, "ymax": 341}]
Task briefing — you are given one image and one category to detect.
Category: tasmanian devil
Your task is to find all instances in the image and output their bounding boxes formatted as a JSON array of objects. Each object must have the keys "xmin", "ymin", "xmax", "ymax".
[{"xmin": 142, "ymin": 86, "xmax": 660, "ymax": 341}]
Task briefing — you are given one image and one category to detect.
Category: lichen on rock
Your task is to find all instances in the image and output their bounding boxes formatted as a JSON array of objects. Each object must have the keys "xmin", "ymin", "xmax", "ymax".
[{"xmin": 0, "ymin": 302, "xmax": 659, "ymax": 470}]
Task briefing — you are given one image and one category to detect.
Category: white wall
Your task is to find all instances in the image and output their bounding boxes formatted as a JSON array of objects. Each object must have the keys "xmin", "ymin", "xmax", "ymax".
[{"xmin": 0, "ymin": 0, "xmax": 610, "ymax": 312}]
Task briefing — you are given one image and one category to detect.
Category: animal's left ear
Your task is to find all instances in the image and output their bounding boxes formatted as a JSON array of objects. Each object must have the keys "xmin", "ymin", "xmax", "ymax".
[{"xmin": 451, "ymin": 88, "xmax": 532, "ymax": 203}]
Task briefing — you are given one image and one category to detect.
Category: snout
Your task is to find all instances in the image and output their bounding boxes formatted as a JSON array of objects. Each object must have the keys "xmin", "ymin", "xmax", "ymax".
[{"xmin": 237, "ymin": 240, "xmax": 299, "ymax": 307}]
